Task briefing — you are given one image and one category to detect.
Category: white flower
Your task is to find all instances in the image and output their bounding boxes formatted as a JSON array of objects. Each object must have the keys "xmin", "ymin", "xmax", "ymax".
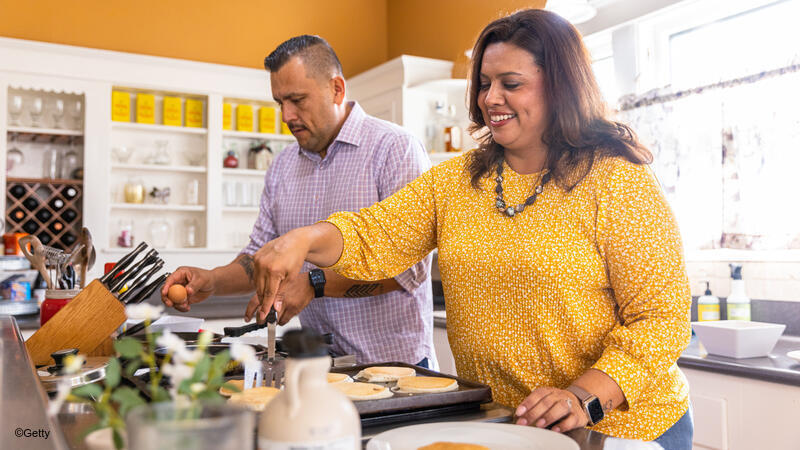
[
  {"xmin": 125, "ymin": 303, "xmax": 164, "ymax": 321},
  {"xmin": 47, "ymin": 380, "xmax": 72, "ymax": 416},
  {"xmin": 156, "ymin": 329, "xmax": 187, "ymax": 355},
  {"xmin": 230, "ymin": 342, "xmax": 258, "ymax": 366},
  {"xmin": 174, "ymin": 347, "xmax": 204, "ymax": 365},
  {"xmin": 190, "ymin": 382, "xmax": 206, "ymax": 394},
  {"xmin": 63, "ymin": 354, "xmax": 86, "ymax": 374},
  {"xmin": 196, "ymin": 330, "xmax": 213, "ymax": 348}
]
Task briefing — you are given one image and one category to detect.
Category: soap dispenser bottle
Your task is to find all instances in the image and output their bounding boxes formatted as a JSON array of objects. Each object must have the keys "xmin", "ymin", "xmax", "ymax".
[
  {"xmin": 697, "ymin": 281, "xmax": 720, "ymax": 321},
  {"xmin": 259, "ymin": 328, "xmax": 360, "ymax": 449},
  {"xmin": 726, "ymin": 264, "xmax": 751, "ymax": 321}
]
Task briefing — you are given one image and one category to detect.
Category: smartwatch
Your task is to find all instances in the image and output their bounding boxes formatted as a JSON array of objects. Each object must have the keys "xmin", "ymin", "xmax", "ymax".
[
  {"xmin": 308, "ymin": 269, "xmax": 326, "ymax": 298},
  {"xmin": 566, "ymin": 385, "xmax": 604, "ymax": 426}
]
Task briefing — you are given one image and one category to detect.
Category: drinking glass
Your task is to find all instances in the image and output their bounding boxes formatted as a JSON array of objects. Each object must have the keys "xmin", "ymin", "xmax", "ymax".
[
  {"xmin": 29, "ymin": 97, "xmax": 44, "ymax": 127},
  {"xmin": 70, "ymin": 100, "xmax": 83, "ymax": 129},
  {"xmin": 42, "ymin": 147, "xmax": 62, "ymax": 179},
  {"xmin": 52, "ymin": 99, "xmax": 65, "ymax": 128},
  {"xmin": 6, "ymin": 133, "xmax": 24, "ymax": 175},
  {"xmin": 8, "ymin": 95, "xmax": 23, "ymax": 126},
  {"xmin": 148, "ymin": 219, "xmax": 172, "ymax": 248}
]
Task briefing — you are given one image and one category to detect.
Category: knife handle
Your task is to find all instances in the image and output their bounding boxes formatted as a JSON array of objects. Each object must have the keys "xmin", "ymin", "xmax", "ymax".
[{"xmin": 223, "ymin": 321, "xmax": 268, "ymax": 337}]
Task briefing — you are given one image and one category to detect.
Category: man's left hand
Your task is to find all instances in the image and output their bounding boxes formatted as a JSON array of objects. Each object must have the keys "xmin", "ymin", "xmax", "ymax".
[
  {"xmin": 244, "ymin": 272, "xmax": 314, "ymax": 325},
  {"xmin": 514, "ymin": 387, "xmax": 589, "ymax": 433}
]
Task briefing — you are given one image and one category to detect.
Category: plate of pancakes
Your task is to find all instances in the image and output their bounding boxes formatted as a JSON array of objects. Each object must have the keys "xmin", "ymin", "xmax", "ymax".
[{"xmin": 366, "ymin": 422, "xmax": 579, "ymax": 450}]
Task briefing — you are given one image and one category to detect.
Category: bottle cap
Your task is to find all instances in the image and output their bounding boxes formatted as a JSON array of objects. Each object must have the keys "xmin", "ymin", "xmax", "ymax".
[
  {"xmin": 729, "ymin": 263, "xmax": 743, "ymax": 280},
  {"xmin": 704, "ymin": 281, "xmax": 712, "ymax": 296}
]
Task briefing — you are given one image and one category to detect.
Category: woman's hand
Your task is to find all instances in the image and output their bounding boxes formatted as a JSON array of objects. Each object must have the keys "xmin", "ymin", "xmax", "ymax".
[
  {"xmin": 252, "ymin": 228, "xmax": 313, "ymax": 322},
  {"xmin": 514, "ymin": 387, "xmax": 589, "ymax": 433}
]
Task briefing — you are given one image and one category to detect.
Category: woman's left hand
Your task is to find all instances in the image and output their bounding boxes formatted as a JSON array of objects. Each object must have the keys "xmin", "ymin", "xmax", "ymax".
[{"xmin": 514, "ymin": 387, "xmax": 589, "ymax": 433}]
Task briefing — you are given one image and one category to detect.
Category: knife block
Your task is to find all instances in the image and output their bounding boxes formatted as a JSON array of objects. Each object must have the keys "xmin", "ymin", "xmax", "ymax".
[{"xmin": 26, "ymin": 280, "xmax": 126, "ymax": 366}]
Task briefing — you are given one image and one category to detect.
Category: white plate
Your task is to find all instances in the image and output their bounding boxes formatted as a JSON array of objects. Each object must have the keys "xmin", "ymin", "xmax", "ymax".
[
  {"xmin": 786, "ymin": 350, "xmax": 800, "ymax": 362},
  {"xmin": 366, "ymin": 422, "xmax": 579, "ymax": 450}
]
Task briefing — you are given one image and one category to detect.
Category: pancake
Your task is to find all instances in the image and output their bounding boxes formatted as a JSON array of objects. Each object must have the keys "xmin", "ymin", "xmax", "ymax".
[
  {"xmin": 417, "ymin": 443, "xmax": 489, "ymax": 450},
  {"xmin": 227, "ymin": 386, "xmax": 280, "ymax": 411},
  {"xmin": 396, "ymin": 376, "xmax": 458, "ymax": 394},
  {"xmin": 327, "ymin": 372, "xmax": 353, "ymax": 384},
  {"xmin": 355, "ymin": 366, "xmax": 416, "ymax": 382},
  {"xmin": 219, "ymin": 379, "xmax": 244, "ymax": 397},
  {"xmin": 334, "ymin": 382, "xmax": 393, "ymax": 401}
]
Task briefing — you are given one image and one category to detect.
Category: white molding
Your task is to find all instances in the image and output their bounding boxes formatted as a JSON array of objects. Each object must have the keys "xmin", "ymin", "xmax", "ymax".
[
  {"xmin": 111, "ymin": 164, "xmax": 206, "ymax": 174},
  {"xmin": 348, "ymin": 55, "xmax": 453, "ymax": 101},
  {"xmin": 111, "ymin": 122, "xmax": 207, "ymax": 135},
  {"xmin": 110, "ymin": 203, "xmax": 206, "ymax": 212},
  {"xmin": 222, "ymin": 130, "xmax": 295, "ymax": 141},
  {"xmin": 7, "ymin": 126, "xmax": 83, "ymax": 136},
  {"xmin": 221, "ymin": 168, "xmax": 267, "ymax": 177}
]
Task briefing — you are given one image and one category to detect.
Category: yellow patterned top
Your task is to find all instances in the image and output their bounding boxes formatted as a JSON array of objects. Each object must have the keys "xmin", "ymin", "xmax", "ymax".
[{"xmin": 324, "ymin": 153, "xmax": 691, "ymax": 440}]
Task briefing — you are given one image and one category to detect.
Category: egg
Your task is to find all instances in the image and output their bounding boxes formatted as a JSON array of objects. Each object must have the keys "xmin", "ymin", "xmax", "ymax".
[{"xmin": 167, "ymin": 284, "xmax": 188, "ymax": 303}]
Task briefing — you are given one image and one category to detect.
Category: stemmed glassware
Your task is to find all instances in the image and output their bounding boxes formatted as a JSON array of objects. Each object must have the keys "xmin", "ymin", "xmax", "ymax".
[
  {"xmin": 8, "ymin": 95, "xmax": 23, "ymax": 126},
  {"xmin": 29, "ymin": 97, "xmax": 44, "ymax": 127},
  {"xmin": 6, "ymin": 133, "xmax": 24, "ymax": 175},
  {"xmin": 70, "ymin": 100, "xmax": 83, "ymax": 130},
  {"xmin": 52, "ymin": 99, "xmax": 65, "ymax": 128}
]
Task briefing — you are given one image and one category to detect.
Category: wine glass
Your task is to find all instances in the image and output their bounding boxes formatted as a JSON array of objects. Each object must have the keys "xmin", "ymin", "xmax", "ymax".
[
  {"xmin": 70, "ymin": 100, "xmax": 83, "ymax": 129},
  {"xmin": 8, "ymin": 95, "xmax": 23, "ymax": 126},
  {"xmin": 29, "ymin": 97, "xmax": 44, "ymax": 127},
  {"xmin": 6, "ymin": 133, "xmax": 24, "ymax": 175},
  {"xmin": 52, "ymin": 99, "xmax": 65, "ymax": 128}
]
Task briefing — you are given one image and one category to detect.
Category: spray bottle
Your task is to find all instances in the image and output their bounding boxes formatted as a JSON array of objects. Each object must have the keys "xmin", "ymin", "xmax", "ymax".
[
  {"xmin": 726, "ymin": 264, "xmax": 751, "ymax": 321},
  {"xmin": 697, "ymin": 281, "xmax": 720, "ymax": 321}
]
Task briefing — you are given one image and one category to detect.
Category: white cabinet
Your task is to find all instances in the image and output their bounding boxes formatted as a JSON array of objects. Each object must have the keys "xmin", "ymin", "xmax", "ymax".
[
  {"xmin": 433, "ymin": 321, "xmax": 458, "ymax": 376},
  {"xmin": 0, "ymin": 37, "xmax": 294, "ymax": 277},
  {"xmin": 348, "ymin": 55, "xmax": 476, "ymax": 164},
  {"xmin": 682, "ymin": 367, "xmax": 800, "ymax": 449}
]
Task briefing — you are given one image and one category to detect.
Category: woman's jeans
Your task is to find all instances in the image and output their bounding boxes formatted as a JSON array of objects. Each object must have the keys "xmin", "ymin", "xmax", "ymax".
[{"xmin": 653, "ymin": 406, "xmax": 694, "ymax": 450}]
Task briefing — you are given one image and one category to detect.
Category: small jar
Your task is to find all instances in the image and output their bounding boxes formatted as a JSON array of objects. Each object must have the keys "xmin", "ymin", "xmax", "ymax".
[
  {"xmin": 124, "ymin": 178, "xmax": 145, "ymax": 203},
  {"xmin": 41, "ymin": 289, "xmax": 80, "ymax": 326}
]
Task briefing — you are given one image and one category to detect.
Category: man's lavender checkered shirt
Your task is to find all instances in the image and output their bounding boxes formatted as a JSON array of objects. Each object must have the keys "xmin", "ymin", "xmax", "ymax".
[{"xmin": 242, "ymin": 102, "xmax": 434, "ymax": 365}]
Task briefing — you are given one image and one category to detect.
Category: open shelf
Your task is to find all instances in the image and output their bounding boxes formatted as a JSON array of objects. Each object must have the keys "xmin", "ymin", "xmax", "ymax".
[
  {"xmin": 112, "ymin": 122, "xmax": 207, "ymax": 135},
  {"xmin": 222, "ymin": 206, "xmax": 259, "ymax": 213},
  {"xmin": 111, "ymin": 163, "xmax": 206, "ymax": 173},
  {"xmin": 221, "ymin": 168, "xmax": 266, "ymax": 177},
  {"xmin": 7, "ymin": 177, "xmax": 83, "ymax": 186},
  {"xmin": 110, "ymin": 203, "xmax": 205, "ymax": 212},
  {"xmin": 7, "ymin": 126, "xmax": 83, "ymax": 137},
  {"xmin": 222, "ymin": 130, "xmax": 295, "ymax": 141}
]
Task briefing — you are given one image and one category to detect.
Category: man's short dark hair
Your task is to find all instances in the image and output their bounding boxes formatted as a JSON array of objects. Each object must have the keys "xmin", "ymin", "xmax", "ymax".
[{"xmin": 264, "ymin": 35, "xmax": 343, "ymax": 79}]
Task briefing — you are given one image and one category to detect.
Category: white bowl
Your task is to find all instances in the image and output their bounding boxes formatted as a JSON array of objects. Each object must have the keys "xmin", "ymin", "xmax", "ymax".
[{"xmin": 692, "ymin": 320, "xmax": 785, "ymax": 359}]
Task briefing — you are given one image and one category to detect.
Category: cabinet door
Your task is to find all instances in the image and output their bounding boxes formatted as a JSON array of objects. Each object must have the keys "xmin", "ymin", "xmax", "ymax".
[{"xmin": 357, "ymin": 89, "xmax": 402, "ymax": 124}]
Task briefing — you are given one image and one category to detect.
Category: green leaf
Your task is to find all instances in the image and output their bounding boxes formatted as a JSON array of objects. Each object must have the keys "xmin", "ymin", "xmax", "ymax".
[
  {"xmin": 78, "ymin": 423, "xmax": 107, "ymax": 441},
  {"xmin": 220, "ymin": 381, "xmax": 242, "ymax": 394},
  {"xmin": 124, "ymin": 359, "xmax": 142, "ymax": 377},
  {"xmin": 211, "ymin": 350, "xmax": 231, "ymax": 375},
  {"xmin": 105, "ymin": 358, "xmax": 121, "ymax": 388},
  {"xmin": 110, "ymin": 387, "xmax": 145, "ymax": 417},
  {"xmin": 192, "ymin": 354, "xmax": 212, "ymax": 383},
  {"xmin": 196, "ymin": 390, "xmax": 225, "ymax": 403},
  {"xmin": 72, "ymin": 383, "xmax": 103, "ymax": 399},
  {"xmin": 114, "ymin": 337, "xmax": 143, "ymax": 359},
  {"xmin": 112, "ymin": 427, "xmax": 124, "ymax": 450},
  {"xmin": 151, "ymin": 385, "xmax": 170, "ymax": 403}
]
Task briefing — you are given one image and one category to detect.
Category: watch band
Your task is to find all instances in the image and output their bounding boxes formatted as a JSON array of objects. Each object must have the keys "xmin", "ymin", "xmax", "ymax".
[
  {"xmin": 308, "ymin": 269, "xmax": 326, "ymax": 298},
  {"xmin": 566, "ymin": 385, "xmax": 604, "ymax": 426}
]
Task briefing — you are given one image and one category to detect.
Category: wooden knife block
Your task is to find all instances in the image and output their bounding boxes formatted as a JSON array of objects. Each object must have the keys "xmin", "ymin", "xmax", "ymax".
[{"xmin": 26, "ymin": 280, "xmax": 126, "ymax": 366}]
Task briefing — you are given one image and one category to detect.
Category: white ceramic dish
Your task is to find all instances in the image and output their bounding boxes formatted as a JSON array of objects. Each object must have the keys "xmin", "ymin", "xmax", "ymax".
[
  {"xmin": 366, "ymin": 422, "xmax": 579, "ymax": 450},
  {"xmin": 786, "ymin": 350, "xmax": 800, "ymax": 362},
  {"xmin": 691, "ymin": 320, "xmax": 785, "ymax": 358}
]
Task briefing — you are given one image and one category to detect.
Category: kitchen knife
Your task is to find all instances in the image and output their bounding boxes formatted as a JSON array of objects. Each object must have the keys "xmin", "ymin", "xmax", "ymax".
[
  {"xmin": 117, "ymin": 260, "xmax": 164, "ymax": 303},
  {"xmin": 125, "ymin": 272, "xmax": 169, "ymax": 305},
  {"xmin": 108, "ymin": 250, "xmax": 159, "ymax": 293},
  {"xmin": 99, "ymin": 242, "xmax": 148, "ymax": 285}
]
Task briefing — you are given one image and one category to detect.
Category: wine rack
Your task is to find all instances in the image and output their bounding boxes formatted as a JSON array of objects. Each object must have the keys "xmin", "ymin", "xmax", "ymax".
[{"xmin": 5, "ymin": 178, "xmax": 83, "ymax": 250}]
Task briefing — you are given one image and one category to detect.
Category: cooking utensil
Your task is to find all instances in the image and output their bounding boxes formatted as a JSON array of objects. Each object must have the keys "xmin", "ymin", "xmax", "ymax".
[
  {"xmin": 19, "ymin": 235, "xmax": 53, "ymax": 289},
  {"xmin": 79, "ymin": 228, "xmax": 96, "ymax": 288},
  {"xmin": 223, "ymin": 321, "xmax": 270, "ymax": 337},
  {"xmin": 99, "ymin": 241, "xmax": 147, "ymax": 285},
  {"xmin": 119, "ymin": 260, "xmax": 164, "ymax": 298},
  {"xmin": 123, "ymin": 272, "xmax": 169, "ymax": 305},
  {"xmin": 38, "ymin": 351, "xmax": 109, "ymax": 393},
  {"xmin": 244, "ymin": 308, "xmax": 284, "ymax": 389},
  {"xmin": 107, "ymin": 249, "xmax": 158, "ymax": 293}
]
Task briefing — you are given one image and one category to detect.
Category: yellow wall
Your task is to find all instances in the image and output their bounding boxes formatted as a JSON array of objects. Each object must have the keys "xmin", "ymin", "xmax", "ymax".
[
  {"xmin": 387, "ymin": 0, "xmax": 546, "ymax": 77},
  {"xmin": 0, "ymin": 0, "xmax": 545, "ymax": 77},
  {"xmin": 0, "ymin": 0, "xmax": 387, "ymax": 77}
]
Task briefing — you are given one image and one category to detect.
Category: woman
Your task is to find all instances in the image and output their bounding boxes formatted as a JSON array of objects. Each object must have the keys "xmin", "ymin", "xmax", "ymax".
[{"xmin": 252, "ymin": 9, "xmax": 693, "ymax": 448}]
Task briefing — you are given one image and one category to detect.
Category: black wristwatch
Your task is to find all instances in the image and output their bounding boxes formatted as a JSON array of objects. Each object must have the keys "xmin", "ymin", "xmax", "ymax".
[
  {"xmin": 566, "ymin": 385, "xmax": 604, "ymax": 426},
  {"xmin": 308, "ymin": 269, "xmax": 326, "ymax": 298}
]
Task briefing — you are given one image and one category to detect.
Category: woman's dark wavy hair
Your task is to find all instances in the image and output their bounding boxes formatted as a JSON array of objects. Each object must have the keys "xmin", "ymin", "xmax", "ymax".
[{"xmin": 466, "ymin": 9, "xmax": 651, "ymax": 190}]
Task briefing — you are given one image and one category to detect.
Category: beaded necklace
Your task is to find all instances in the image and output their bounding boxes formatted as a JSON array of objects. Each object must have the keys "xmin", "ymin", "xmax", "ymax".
[{"xmin": 493, "ymin": 161, "xmax": 551, "ymax": 217}]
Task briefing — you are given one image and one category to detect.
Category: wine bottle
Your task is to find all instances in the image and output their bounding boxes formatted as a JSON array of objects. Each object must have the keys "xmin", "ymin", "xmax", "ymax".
[
  {"xmin": 48, "ymin": 221, "xmax": 65, "ymax": 234},
  {"xmin": 35, "ymin": 209, "xmax": 53, "ymax": 223},
  {"xmin": 61, "ymin": 232, "xmax": 77, "ymax": 246},
  {"xmin": 9, "ymin": 184, "xmax": 25, "ymax": 199},
  {"xmin": 39, "ymin": 233, "xmax": 52, "ymax": 246},
  {"xmin": 23, "ymin": 197, "xmax": 40, "ymax": 211},
  {"xmin": 64, "ymin": 187, "xmax": 79, "ymax": 200},
  {"xmin": 62, "ymin": 209, "xmax": 78, "ymax": 223},
  {"xmin": 49, "ymin": 198, "xmax": 65, "ymax": 211},
  {"xmin": 9, "ymin": 208, "xmax": 26, "ymax": 223},
  {"xmin": 22, "ymin": 220, "xmax": 38, "ymax": 234}
]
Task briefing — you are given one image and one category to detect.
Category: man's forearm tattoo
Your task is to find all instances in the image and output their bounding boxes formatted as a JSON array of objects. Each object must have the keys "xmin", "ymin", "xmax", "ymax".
[
  {"xmin": 237, "ymin": 254, "xmax": 255, "ymax": 283},
  {"xmin": 343, "ymin": 283, "xmax": 382, "ymax": 298}
]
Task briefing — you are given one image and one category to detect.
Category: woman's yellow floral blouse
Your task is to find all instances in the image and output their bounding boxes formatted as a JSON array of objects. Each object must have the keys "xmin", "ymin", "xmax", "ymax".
[{"xmin": 324, "ymin": 153, "xmax": 692, "ymax": 440}]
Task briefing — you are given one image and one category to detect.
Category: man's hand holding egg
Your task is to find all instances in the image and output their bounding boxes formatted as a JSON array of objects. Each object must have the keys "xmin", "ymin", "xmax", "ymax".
[{"xmin": 160, "ymin": 266, "xmax": 216, "ymax": 312}]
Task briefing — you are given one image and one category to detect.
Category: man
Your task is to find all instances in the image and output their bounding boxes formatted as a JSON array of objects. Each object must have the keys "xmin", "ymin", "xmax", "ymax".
[{"xmin": 161, "ymin": 35, "xmax": 435, "ymax": 366}]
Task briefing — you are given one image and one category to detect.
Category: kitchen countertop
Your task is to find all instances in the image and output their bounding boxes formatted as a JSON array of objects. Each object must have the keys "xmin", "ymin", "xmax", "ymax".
[{"xmin": 433, "ymin": 311, "xmax": 800, "ymax": 386}]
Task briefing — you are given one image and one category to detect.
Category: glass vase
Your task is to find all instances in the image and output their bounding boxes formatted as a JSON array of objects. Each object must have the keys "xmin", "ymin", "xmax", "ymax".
[{"xmin": 125, "ymin": 402, "xmax": 254, "ymax": 450}]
